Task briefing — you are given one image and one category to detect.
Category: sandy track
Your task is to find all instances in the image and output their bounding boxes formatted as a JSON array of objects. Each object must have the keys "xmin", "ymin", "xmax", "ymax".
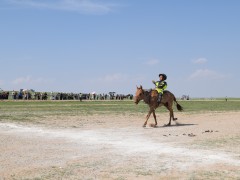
[{"xmin": 0, "ymin": 112, "xmax": 240, "ymax": 179}]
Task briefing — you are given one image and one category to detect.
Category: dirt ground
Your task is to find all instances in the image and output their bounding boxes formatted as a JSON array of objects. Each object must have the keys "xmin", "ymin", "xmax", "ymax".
[{"xmin": 0, "ymin": 111, "xmax": 240, "ymax": 179}]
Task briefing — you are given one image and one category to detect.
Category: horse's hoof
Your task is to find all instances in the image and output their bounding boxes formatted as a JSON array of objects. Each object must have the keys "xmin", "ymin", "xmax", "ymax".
[
  {"xmin": 150, "ymin": 123, "xmax": 157, "ymax": 127},
  {"xmin": 173, "ymin": 118, "xmax": 178, "ymax": 121},
  {"xmin": 142, "ymin": 124, "xmax": 146, "ymax": 127},
  {"xmin": 164, "ymin": 123, "xmax": 171, "ymax": 126}
]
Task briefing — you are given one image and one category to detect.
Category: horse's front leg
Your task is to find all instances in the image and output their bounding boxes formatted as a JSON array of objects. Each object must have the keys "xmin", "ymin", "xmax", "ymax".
[
  {"xmin": 143, "ymin": 108, "xmax": 153, "ymax": 127},
  {"xmin": 152, "ymin": 110, "xmax": 157, "ymax": 127}
]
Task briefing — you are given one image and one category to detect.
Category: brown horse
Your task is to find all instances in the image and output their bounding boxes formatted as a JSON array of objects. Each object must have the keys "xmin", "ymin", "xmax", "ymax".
[{"xmin": 134, "ymin": 85, "xmax": 183, "ymax": 127}]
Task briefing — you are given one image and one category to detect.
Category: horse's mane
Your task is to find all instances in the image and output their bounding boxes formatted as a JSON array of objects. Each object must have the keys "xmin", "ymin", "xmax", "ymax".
[{"xmin": 143, "ymin": 89, "xmax": 152, "ymax": 92}]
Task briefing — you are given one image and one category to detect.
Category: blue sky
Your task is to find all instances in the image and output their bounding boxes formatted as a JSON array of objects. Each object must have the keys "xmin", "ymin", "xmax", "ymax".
[{"xmin": 0, "ymin": 0, "xmax": 240, "ymax": 97}]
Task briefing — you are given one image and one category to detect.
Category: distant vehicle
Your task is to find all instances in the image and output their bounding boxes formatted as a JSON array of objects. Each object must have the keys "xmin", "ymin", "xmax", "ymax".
[{"xmin": 181, "ymin": 95, "xmax": 190, "ymax": 100}]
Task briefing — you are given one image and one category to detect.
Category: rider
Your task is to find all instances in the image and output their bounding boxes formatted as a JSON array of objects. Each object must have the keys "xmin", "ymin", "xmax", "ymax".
[{"xmin": 152, "ymin": 73, "xmax": 167, "ymax": 104}]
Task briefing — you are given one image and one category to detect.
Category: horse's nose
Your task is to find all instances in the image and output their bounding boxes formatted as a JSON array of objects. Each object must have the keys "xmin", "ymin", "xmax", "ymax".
[{"xmin": 134, "ymin": 99, "xmax": 138, "ymax": 104}]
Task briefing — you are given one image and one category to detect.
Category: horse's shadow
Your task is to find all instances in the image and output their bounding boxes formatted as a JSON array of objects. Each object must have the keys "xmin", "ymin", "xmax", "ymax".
[{"xmin": 147, "ymin": 122, "xmax": 197, "ymax": 128}]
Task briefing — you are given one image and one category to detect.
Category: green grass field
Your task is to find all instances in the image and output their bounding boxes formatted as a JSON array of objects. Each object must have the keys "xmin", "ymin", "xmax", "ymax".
[{"xmin": 1, "ymin": 100, "xmax": 240, "ymax": 122}]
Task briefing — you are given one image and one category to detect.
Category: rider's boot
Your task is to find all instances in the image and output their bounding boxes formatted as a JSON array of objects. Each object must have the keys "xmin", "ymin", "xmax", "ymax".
[{"xmin": 157, "ymin": 93, "xmax": 162, "ymax": 105}]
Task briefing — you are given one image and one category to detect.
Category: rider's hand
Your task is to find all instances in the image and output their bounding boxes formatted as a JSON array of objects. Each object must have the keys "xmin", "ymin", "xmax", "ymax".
[{"xmin": 152, "ymin": 80, "xmax": 155, "ymax": 84}]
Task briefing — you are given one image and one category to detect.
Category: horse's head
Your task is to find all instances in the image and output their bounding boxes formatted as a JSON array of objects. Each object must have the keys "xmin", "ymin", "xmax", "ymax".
[{"xmin": 134, "ymin": 85, "xmax": 145, "ymax": 104}]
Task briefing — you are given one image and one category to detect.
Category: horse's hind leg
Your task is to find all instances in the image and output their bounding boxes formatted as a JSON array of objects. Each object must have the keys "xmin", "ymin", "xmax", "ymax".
[
  {"xmin": 165, "ymin": 106, "xmax": 175, "ymax": 126},
  {"xmin": 171, "ymin": 106, "xmax": 178, "ymax": 121},
  {"xmin": 169, "ymin": 107, "xmax": 178, "ymax": 124},
  {"xmin": 168, "ymin": 109, "xmax": 173, "ymax": 126},
  {"xmin": 173, "ymin": 114, "xmax": 178, "ymax": 121}
]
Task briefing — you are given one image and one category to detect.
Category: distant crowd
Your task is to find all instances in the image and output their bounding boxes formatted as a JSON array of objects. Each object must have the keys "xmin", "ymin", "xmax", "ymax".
[{"xmin": 0, "ymin": 89, "xmax": 133, "ymax": 101}]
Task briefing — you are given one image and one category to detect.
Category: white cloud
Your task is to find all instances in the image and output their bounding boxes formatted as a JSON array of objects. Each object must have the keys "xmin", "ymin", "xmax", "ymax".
[
  {"xmin": 12, "ymin": 76, "xmax": 53, "ymax": 85},
  {"xmin": 192, "ymin": 58, "xmax": 208, "ymax": 64},
  {"xmin": 6, "ymin": 0, "xmax": 117, "ymax": 14},
  {"xmin": 12, "ymin": 76, "xmax": 31, "ymax": 84},
  {"xmin": 188, "ymin": 69, "xmax": 227, "ymax": 80},
  {"xmin": 144, "ymin": 59, "xmax": 159, "ymax": 66},
  {"xmin": 98, "ymin": 73, "xmax": 128, "ymax": 82}
]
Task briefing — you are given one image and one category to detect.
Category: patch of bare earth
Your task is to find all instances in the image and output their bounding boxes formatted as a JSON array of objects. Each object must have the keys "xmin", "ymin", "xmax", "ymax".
[{"xmin": 0, "ymin": 112, "xmax": 240, "ymax": 179}]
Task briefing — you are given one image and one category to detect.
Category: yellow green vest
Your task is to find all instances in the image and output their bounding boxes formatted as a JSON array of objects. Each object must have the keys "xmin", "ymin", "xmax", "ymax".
[{"xmin": 155, "ymin": 81, "xmax": 167, "ymax": 93}]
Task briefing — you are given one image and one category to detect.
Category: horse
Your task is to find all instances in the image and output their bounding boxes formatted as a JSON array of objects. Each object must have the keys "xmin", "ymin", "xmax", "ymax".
[{"xmin": 134, "ymin": 85, "xmax": 183, "ymax": 127}]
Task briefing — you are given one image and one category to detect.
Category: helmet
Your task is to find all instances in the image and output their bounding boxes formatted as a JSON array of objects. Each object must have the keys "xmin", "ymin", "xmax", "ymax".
[{"xmin": 159, "ymin": 73, "xmax": 167, "ymax": 80}]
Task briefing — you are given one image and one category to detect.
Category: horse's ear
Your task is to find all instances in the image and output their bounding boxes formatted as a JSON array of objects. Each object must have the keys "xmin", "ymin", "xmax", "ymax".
[
  {"xmin": 140, "ymin": 85, "xmax": 142, "ymax": 89},
  {"xmin": 136, "ymin": 85, "xmax": 138, "ymax": 89}
]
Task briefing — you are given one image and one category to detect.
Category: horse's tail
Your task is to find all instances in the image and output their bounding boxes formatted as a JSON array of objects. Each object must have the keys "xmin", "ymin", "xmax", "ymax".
[{"xmin": 174, "ymin": 96, "xmax": 183, "ymax": 111}]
